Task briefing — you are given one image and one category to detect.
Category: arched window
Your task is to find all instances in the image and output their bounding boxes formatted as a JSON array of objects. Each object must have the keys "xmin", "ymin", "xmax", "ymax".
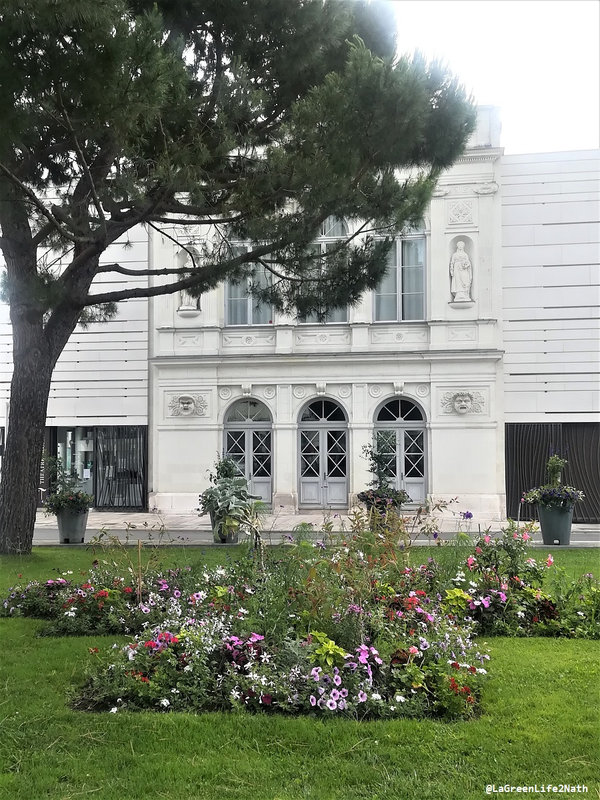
[{"xmin": 374, "ymin": 398, "xmax": 426, "ymax": 504}]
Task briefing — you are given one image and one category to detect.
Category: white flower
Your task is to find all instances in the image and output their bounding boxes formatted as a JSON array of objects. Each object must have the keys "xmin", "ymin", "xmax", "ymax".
[
  {"xmin": 395, "ymin": 695, "xmax": 406, "ymax": 703},
  {"xmin": 577, "ymin": 611, "xmax": 585, "ymax": 617},
  {"xmin": 63, "ymin": 610, "xmax": 76, "ymax": 617},
  {"xmin": 371, "ymin": 693, "xmax": 381, "ymax": 700},
  {"xmin": 171, "ymin": 688, "xmax": 180, "ymax": 694},
  {"xmin": 109, "ymin": 707, "xmax": 118, "ymax": 713},
  {"xmin": 160, "ymin": 698, "xmax": 170, "ymax": 708}
]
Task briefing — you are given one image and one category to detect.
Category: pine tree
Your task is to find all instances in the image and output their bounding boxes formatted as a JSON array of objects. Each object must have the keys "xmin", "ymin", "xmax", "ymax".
[{"xmin": 0, "ymin": 0, "xmax": 475, "ymax": 553}]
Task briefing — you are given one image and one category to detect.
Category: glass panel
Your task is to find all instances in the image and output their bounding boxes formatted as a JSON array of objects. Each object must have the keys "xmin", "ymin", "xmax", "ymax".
[
  {"xmin": 225, "ymin": 399, "xmax": 271, "ymax": 423},
  {"xmin": 375, "ymin": 429, "xmax": 397, "ymax": 477},
  {"xmin": 300, "ymin": 431, "xmax": 320, "ymax": 477},
  {"xmin": 374, "ymin": 246, "xmax": 398, "ymax": 321},
  {"xmin": 226, "ymin": 281, "xmax": 249, "ymax": 325},
  {"xmin": 323, "ymin": 400, "xmax": 346, "ymax": 421},
  {"xmin": 252, "ymin": 431, "xmax": 271, "ymax": 477},
  {"xmin": 225, "ymin": 431, "xmax": 246, "ymax": 475},
  {"xmin": 377, "ymin": 399, "xmax": 400, "ymax": 422},
  {"xmin": 301, "ymin": 402, "xmax": 322, "ymax": 422},
  {"xmin": 404, "ymin": 431, "xmax": 424, "ymax": 478},
  {"xmin": 327, "ymin": 431, "xmax": 346, "ymax": 477},
  {"xmin": 320, "ymin": 216, "xmax": 348, "ymax": 238},
  {"xmin": 250, "ymin": 266, "xmax": 272, "ymax": 324},
  {"xmin": 402, "ymin": 292, "xmax": 424, "ymax": 321},
  {"xmin": 400, "ymin": 400, "xmax": 424, "ymax": 421},
  {"xmin": 402, "ymin": 264, "xmax": 424, "ymax": 294},
  {"xmin": 402, "ymin": 238, "xmax": 424, "ymax": 266}
]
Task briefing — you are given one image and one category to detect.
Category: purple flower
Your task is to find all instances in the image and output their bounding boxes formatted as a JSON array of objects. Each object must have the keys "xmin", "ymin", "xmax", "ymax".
[
  {"xmin": 340, "ymin": 688, "xmax": 348, "ymax": 698},
  {"xmin": 173, "ymin": 590, "xmax": 181, "ymax": 599},
  {"xmin": 357, "ymin": 691, "xmax": 367, "ymax": 703},
  {"xmin": 461, "ymin": 511, "xmax": 473, "ymax": 520},
  {"xmin": 338, "ymin": 699, "xmax": 347, "ymax": 710},
  {"xmin": 330, "ymin": 689, "xmax": 340, "ymax": 701},
  {"xmin": 309, "ymin": 695, "xmax": 316, "ymax": 707},
  {"xmin": 326, "ymin": 698, "xmax": 337, "ymax": 711}
]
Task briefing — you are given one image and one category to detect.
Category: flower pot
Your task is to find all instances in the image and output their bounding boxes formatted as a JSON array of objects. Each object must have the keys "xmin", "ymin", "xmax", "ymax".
[
  {"xmin": 538, "ymin": 505, "xmax": 573, "ymax": 546},
  {"xmin": 57, "ymin": 509, "xmax": 89, "ymax": 544}
]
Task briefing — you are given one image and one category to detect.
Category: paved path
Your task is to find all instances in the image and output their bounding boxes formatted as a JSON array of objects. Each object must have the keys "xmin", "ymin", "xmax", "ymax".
[{"xmin": 32, "ymin": 509, "xmax": 600, "ymax": 548}]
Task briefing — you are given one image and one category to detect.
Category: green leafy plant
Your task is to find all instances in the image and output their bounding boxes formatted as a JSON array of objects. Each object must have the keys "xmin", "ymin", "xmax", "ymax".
[
  {"xmin": 524, "ymin": 455, "xmax": 584, "ymax": 509},
  {"xmin": 357, "ymin": 444, "xmax": 410, "ymax": 512},
  {"xmin": 43, "ymin": 457, "xmax": 93, "ymax": 515}
]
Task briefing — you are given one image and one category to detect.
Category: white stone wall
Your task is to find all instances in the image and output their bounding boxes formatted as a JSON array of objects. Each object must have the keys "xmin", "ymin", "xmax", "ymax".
[{"xmin": 501, "ymin": 150, "xmax": 600, "ymax": 422}]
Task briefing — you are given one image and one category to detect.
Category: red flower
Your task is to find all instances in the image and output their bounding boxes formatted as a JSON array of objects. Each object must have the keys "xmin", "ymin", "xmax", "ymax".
[
  {"xmin": 451, "ymin": 661, "xmax": 460, "ymax": 670},
  {"xmin": 123, "ymin": 587, "xmax": 133, "ymax": 594},
  {"xmin": 468, "ymin": 666, "xmax": 477, "ymax": 674},
  {"xmin": 88, "ymin": 647, "xmax": 99, "ymax": 654},
  {"xmin": 95, "ymin": 590, "xmax": 109, "ymax": 598},
  {"xmin": 261, "ymin": 694, "xmax": 273, "ymax": 705}
]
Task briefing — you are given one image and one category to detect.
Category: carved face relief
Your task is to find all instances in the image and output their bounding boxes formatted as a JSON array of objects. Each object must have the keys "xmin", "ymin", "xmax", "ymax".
[
  {"xmin": 168, "ymin": 393, "xmax": 208, "ymax": 417},
  {"xmin": 453, "ymin": 393, "xmax": 473, "ymax": 414}
]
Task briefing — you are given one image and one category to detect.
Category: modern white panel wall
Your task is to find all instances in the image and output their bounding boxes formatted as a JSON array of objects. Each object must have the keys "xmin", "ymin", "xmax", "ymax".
[
  {"xmin": 0, "ymin": 228, "xmax": 150, "ymax": 427},
  {"xmin": 501, "ymin": 151, "xmax": 600, "ymax": 422}
]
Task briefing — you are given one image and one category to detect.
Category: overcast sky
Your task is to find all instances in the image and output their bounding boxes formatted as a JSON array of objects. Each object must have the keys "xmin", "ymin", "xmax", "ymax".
[{"xmin": 392, "ymin": 0, "xmax": 600, "ymax": 154}]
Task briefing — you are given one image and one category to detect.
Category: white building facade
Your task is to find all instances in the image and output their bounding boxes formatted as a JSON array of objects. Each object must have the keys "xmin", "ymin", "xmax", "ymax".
[
  {"xmin": 149, "ymin": 109, "xmax": 507, "ymax": 522},
  {"xmin": 2, "ymin": 110, "xmax": 597, "ymax": 523}
]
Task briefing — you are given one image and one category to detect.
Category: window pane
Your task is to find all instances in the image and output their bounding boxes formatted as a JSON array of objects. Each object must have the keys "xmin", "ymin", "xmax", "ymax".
[
  {"xmin": 402, "ymin": 238, "xmax": 424, "ymax": 266},
  {"xmin": 402, "ymin": 292, "xmax": 424, "ymax": 321},
  {"xmin": 374, "ymin": 293, "xmax": 395, "ymax": 321},
  {"xmin": 227, "ymin": 282, "xmax": 248, "ymax": 325}
]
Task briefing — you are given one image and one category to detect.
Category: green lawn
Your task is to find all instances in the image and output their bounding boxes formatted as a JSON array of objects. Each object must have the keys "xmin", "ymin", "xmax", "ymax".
[{"xmin": 0, "ymin": 547, "xmax": 598, "ymax": 800}]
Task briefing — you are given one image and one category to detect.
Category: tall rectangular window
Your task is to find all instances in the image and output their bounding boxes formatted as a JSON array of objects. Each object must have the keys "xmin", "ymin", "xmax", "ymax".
[
  {"xmin": 374, "ymin": 236, "xmax": 425, "ymax": 322},
  {"xmin": 298, "ymin": 224, "xmax": 349, "ymax": 323},
  {"xmin": 225, "ymin": 249, "xmax": 273, "ymax": 325}
]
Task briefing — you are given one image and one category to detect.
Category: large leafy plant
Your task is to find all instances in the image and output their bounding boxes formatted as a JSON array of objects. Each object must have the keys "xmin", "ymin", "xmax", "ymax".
[
  {"xmin": 43, "ymin": 458, "xmax": 93, "ymax": 515},
  {"xmin": 524, "ymin": 455, "xmax": 584, "ymax": 510}
]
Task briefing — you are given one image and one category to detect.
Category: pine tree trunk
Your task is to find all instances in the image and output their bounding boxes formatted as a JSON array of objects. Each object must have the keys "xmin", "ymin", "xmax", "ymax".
[{"xmin": 0, "ymin": 324, "xmax": 53, "ymax": 554}]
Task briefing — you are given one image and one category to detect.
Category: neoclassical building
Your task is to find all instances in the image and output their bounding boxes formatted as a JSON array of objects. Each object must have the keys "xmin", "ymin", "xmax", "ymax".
[
  {"xmin": 1, "ymin": 108, "xmax": 598, "ymax": 523},
  {"xmin": 148, "ymin": 108, "xmax": 506, "ymax": 521}
]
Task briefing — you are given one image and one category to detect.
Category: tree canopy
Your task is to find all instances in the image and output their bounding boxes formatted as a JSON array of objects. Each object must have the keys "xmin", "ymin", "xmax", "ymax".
[{"xmin": 0, "ymin": 0, "xmax": 476, "ymax": 553}]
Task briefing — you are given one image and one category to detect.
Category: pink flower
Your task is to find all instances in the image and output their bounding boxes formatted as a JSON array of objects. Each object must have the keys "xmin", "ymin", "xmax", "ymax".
[
  {"xmin": 484, "ymin": 535, "xmax": 491, "ymax": 544},
  {"xmin": 408, "ymin": 646, "xmax": 419, "ymax": 655},
  {"xmin": 546, "ymin": 554, "xmax": 554, "ymax": 567},
  {"xmin": 467, "ymin": 556, "xmax": 476, "ymax": 570},
  {"xmin": 522, "ymin": 533, "xmax": 531, "ymax": 541},
  {"xmin": 475, "ymin": 547, "xmax": 482, "ymax": 554}
]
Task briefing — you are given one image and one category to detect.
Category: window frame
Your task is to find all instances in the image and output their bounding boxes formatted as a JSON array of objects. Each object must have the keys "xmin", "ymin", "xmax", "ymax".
[
  {"xmin": 224, "ymin": 245, "xmax": 274, "ymax": 326},
  {"xmin": 297, "ymin": 217, "xmax": 349, "ymax": 325},
  {"xmin": 373, "ymin": 232, "xmax": 426, "ymax": 323}
]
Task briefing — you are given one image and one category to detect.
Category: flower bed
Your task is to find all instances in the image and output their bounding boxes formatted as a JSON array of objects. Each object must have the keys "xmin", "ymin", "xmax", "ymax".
[{"xmin": 2, "ymin": 514, "xmax": 598, "ymax": 721}]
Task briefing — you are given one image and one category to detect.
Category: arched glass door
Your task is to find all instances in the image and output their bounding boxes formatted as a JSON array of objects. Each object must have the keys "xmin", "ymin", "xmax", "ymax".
[
  {"xmin": 298, "ymin": 399, "xmax": 348, "ymax": 508},
  {"xmin": 224, "ymin": 399, "xmax": 272, "ymax": 504},
  {"xmin": 375, "ymin": 398, "xmax": 426, "ymax": 504}
]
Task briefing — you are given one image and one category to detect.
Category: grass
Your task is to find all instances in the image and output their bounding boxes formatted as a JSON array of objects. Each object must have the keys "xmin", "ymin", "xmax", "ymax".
[{"xmin": 0, "ymin": 546, "xmax": 598, "ymax": 799}]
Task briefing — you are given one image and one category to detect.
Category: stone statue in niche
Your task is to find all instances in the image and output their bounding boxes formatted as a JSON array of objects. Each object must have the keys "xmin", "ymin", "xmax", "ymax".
[
  {"xmin": 441, "ymin": 391, "xmax": 485, "ymax": 415},
  {"xmin": 168, "ymin": 393, "xmax": 207, "ymax": 417},
  {"xmin": 449, "ymin": 241, "xmax": 473, "ymax": 302},
  {"xmin": 178, "ymin": 288, "xmax": 199, "ymax": 310}
]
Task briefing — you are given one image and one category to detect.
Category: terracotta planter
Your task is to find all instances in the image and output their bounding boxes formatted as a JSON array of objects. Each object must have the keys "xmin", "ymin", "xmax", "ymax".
[{"xmin": 57, "ymin": 509, "xmax": 89, "ymax": 544}]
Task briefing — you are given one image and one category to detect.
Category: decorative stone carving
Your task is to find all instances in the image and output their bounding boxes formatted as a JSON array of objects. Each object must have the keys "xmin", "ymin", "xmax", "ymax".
[
  {"xmin": 432, "ymin": 185, "xmax": 449, "ymax": 197},
  {"xmin": 448, "ymin": 199, "xmax": 474, "ymax": 224},
  {"xmin": 338, "ymin": 385, "xmax": 351, "ymax": 398},
  {"xmin": 449, "ymin": 241, "xmax": 473, "ymax": 302},
  {"xmin": 263, "ymin": 386, "xmax": 276, "ymax": 399},
  {"xmin": 448, "ymin": 326, "xmax": 477, "ymax": 341},
  {"xmin": 218, "ymin": 387, "xmax": 232, "ymax": 400},
  {"xmin": 241, "ymin": 384, "xmax": 252, "ymax": 397},
  {"xmin": 473, "ymin": 182, "xmax": 499, "ymax": 195},
  {"xmin": 393, "ymin": 381, "xmax": 404, "ymax": 395},
  {"xmin": 317, "ymin": 333, "xmax": 329, "ymax": 344},
  {"xmin": 176, "ymin": 333, "xmax": 202, "ymax": 347},
  {"xmin": 416, "ymin": 384, "xmax": 429, "ymax": 398},
  {"xmin": 168, "ymin": 393, "xmax": 208, "ymax": 417},
  {"xmin": 316, "ymin": 382, "xmax": 326, "ymax": 396},
  {"xmin": 292, "ymin": 386, "xmax": 306, "ymax": 399},
  {"xmin": 441, "ymin": 391, "xmax": 485, "ymax": 415},
  {"xmin": 368, "ymin": 385, "xmax": 382, "ymax": 398}
]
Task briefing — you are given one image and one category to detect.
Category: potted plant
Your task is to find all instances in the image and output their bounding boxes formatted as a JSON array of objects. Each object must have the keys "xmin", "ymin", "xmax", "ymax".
[
  {"xmin": 356, "ymin": 443, "xmax": 410, "ymax": 514},
  {"xmin": 199, "ymin": 456, "xmax": 259, "ymax": 543},
  {"xmin": 44, "ymin": 458, "xmax": 93, "ymax": 544},
  {"xmin": 523, "ymin": 454, "xmax": 584, "ymax": 546}
]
